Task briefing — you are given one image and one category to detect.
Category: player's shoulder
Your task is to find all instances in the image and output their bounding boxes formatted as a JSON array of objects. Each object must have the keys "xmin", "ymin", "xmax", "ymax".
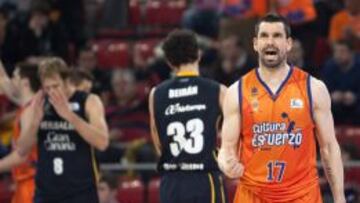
[
  {"xmin": 156, "ymin": 78, "xmax": 174, "ymax": 88},
  {"xmin": 226, "ymin": 80, "xmax": 241, "ymax": 98},
  {"xmin": 309, "ymin": 76, "xmax": 328, "ymax": 95},
  {"xmin": 197, "ymin": 76, "xmax": 223, "ymax": 90},
  {"xmin": 156, "ymin": 76, "xmax": 221, "ymax": 91},
  {"xmin": 84, "ymin": 93, "xmax": 104, "ymax": 110},
  {"xmin": 290, "ymin": 66, "xmax": 312, "ymax": 81}
]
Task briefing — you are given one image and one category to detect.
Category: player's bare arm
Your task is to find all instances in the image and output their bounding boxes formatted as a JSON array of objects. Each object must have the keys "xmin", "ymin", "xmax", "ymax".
[
  {"xmin": 0, "ymin": 60, "xmax": 21, "ymax": 105},
  {"xmin": 219, "ymin": 85, "xmax": 227, "ymax": 109},
  {"xmin": 218, "ymin": 81, "xmax": 244, "ymax": 178},
  {"xmin": 0, "ymin": 151, "xmax": 27, "ymax": 173},
  {"xmin": 48, "ymin": 89, "xmax": 109, "ymax": 151},
  {"xmin": 16, "ymin": 91, "xmax": 43, "ymax": 157},
  {"xmin": 149, "ymin": 87, "xmax": 161, "ymax": 156},
  {"xmin": 0, "ymin": 105, "xmax": 34, "ymax": 172},
  {"xmin": 311, "ymin": 77, "xmax": 345, "ymax": 203},
  {"xmin": 216, "ymin": 85, "xmax": 227, "ymax": 134}
]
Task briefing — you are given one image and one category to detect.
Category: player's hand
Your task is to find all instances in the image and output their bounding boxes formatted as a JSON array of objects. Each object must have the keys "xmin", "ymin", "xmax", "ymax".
[
  {"xmin": 31, "ymin": 90, "xmax": 45, "ymax": 125},
  {"xmin": 218, "ymin": 150, "xmax": 244, "ymax": 179},
  {"xmin": 48, "ymin": 89, "xmax": 73, "ymax": 121}
]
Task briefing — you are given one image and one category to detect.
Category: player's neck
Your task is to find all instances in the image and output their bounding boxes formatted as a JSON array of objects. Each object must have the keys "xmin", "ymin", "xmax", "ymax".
[
  {"xmin": 176, "ymin": 63, "xmax": 199, "ymax": 76},
  {"xmin": 258, "ymin": 63, "xmax": 291, "ymax": 82}
]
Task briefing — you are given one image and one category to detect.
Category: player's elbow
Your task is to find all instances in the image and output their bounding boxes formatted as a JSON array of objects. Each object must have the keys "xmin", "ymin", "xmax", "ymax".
[
  {"xmin": 16, "ymin": 153, "xmax": 28, "ymax": 164},
  {"xmin": 320, "ymin": 140, "xmax": 340, "ymax": 158},
  {"xmin": 15, "ymin": 147, "xmax": 30, "ymax": 159}
]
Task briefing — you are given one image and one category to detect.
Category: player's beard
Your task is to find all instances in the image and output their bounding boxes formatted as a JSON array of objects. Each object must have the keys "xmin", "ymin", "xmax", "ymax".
[{"xmin": 259, "ymin": 48, "xmax": 286, "ymax": 69}]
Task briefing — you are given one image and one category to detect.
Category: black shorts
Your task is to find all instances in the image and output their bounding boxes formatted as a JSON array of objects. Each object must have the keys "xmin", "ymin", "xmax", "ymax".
[
  {"xmin": 160, "ymin": 171, "xmax": 228, "ymax": 203},
  {"xmin": 34, "ymin": 188, "xmax": 99, "ymax": 203}
]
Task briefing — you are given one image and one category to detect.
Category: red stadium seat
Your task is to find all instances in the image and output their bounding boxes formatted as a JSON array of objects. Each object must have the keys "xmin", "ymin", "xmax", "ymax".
[
  {"xmin": 148, "ymin": 177, "xmax": 160, "ymax": 203},
  {"xmin": 166, "ymin": 1, "xmax": 187, "ymax": 25},
  {"xmin": 345, "ymin": 168, "xmax": 360, "ymax": 186},
  {"xmin": 145, "ymin": 0, "xmax": 186, "ymax": 26},
  {"xmin": 0, "ymin": 179, "xmax": 13, "ymax": 203},
  {"xmin": 117, "ymin": 178, "xmax": 145, "ymax": 203},
  {"xmin": 312, "ymin": 37, "xmax": 331, "ymax": 68},
  {"xmin": 93, "ymin": 40, "xmax": 130, "ymax": 69},
  {"xmin": 129, "ymin": 0, "xmax": 142, "ymax": 26},
  {"xmin": 134, "ymin": 39, "xmax": 159, "ymax": 63},
  {"xmin": 336, "ymin": 126, "xmax": 360, "ymax": 144},
  {"xmin": 144, "ymin": 1, "xmax": 165, "ymax": 25}
]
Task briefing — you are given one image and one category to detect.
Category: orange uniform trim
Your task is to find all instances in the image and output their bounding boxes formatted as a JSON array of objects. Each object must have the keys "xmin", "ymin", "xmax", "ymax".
[{"xmin": 176, "ymin": 70, "xmax": 199, "ymax": 77}]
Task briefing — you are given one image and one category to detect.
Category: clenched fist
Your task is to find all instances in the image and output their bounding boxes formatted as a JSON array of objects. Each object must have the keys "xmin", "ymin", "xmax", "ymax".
[{"xmin": 218, "ymin": 149, "xmax": 244, "ymax": 179}]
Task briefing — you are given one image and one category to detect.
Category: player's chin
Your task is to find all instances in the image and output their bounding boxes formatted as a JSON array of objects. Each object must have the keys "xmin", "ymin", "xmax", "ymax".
[{"xmin": 261, "ymin": 57, "xmax": 282, "ymax": 68}]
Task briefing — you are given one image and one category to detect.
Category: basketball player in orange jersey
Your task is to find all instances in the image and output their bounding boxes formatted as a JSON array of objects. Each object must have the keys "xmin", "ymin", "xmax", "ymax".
[
  {"xmin": 218, "ymin": 13, "xmax": 345, "ymax": 203},
  {"xmin": 0, "ymin": 61, "xmax": 40, "ymax": 203}
]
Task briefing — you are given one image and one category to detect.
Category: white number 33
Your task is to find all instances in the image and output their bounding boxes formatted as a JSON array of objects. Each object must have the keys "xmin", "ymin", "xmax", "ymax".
[{"xmin": 167, "ymin": 118, "xmax": 204, "ymax": 157}]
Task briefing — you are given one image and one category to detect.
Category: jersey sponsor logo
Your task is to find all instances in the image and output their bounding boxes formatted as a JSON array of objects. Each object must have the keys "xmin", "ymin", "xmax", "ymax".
[
  {"xmin": 69, "ymin": 102, "xmax": 80, "ymax": 111},
  {"xmin": 165, "ymin": 103, "xmax": 206, "ymax": 116},
  {"xmin": 168, "ymin": 86, "xmax": 198, "ymax": 98},
  {"xmin": 290, "ymin": 98, "xmax": 304, "ymax": 109},
  {"xmin": 44, "ymin": 132, "xmax": 76, "ymax": 151},
  {"xmin": 40, "ymin": 121, "xmax": 75, "ymax": 131},
  {"xmin": 251, "ymin": 122, "xmax": 303, "ymax": 148},
  {"xmin": 162, "ymin": 162, "xmax": 205, "ymax": 171}
]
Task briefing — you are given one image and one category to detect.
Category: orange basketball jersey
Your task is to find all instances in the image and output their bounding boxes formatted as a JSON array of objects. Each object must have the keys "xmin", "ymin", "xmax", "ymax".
[
  {"xmin": 237, "ymin": 67, "xmax": 319, "ymax": 202},
  {"xmin": 11, "ymin": 105, "xmax": 37, "ymax": 182}
]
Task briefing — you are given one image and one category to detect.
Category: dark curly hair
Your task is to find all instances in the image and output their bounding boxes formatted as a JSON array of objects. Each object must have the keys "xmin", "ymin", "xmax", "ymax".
[
  {"xmin": 255, "ymin": 13, "xmax": 291, "ymax": 38},
  {"xmin": 162, "ymin": 29, "xmax": 199, "ymax": 68}
]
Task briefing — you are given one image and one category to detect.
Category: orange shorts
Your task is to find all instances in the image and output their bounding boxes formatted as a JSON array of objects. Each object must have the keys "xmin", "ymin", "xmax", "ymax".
[
  {"xmin": 233, "ymin": 185, "xmax": 322, "ymax": 203},
  {"xmin": 12, "ymin": 178, "xmax": 35, "ymax": 203}
]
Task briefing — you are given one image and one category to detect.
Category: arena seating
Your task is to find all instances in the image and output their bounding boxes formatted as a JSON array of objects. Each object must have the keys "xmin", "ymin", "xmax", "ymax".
[
  {"xmin": 93, "ymin": 40, "xmax": 131, "ymax": 69},
  {"xmin": 144, "ymin": 0, "xmax": 186, "ymax": 26},
  {"xmin": 148, "ymin": 177, "xmax": 160, "ymax": 203},
  {"xmin": 117, "ymin": 177, "xmax": 145, "ymax": 203}
]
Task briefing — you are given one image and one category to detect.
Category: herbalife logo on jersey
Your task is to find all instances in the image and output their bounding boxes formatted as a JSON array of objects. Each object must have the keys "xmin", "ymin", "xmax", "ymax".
[
  {"xmin": 165, "ymin": 103, "xmax": 206, "ymax": 116},
  {"xmin": 168, "ymin": 86, "xmax": 198, "ymax": 99},
  {"xmin": 290, "ymin": 98, "xmax": 303, "ymax": 109},
  {"xmin": 44, "ymin": 132, "xmax": 76, "ymax": 151}
]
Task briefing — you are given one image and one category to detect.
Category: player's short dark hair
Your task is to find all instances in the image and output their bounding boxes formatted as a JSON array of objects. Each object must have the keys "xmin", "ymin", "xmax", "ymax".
[
  {"xmin": 255, "ymin": 13, "xmax": 291, "ymax": 38},
  {"xmin": 16, "ymin": 63, "xmax": 41, "ymax": 92},
  {"xmin": 68, "ymin": 69, "xmax": 94, "ymax": 86},
  {"xmin": 100, "ymin": 173, "xmax": 118, "ymax": 190},
  {"xmin": 162, "ymin": 29, "xmax": 199, "ymax": 67}
]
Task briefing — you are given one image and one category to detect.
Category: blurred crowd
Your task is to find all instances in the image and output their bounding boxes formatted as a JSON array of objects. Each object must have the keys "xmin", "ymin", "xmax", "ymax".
[{"xmin": 0, "ymin": 0, "xmax": 359, "ymax": 202}]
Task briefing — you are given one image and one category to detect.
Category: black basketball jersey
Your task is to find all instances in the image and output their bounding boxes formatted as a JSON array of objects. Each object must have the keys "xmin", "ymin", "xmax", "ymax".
[
  {"xmin": 154, "ymin": 76, "xmax": 222, "ymax": 173},
  {"xmin": 36, "ymin": 91, "xmax": 98, "ymax": 199}
]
